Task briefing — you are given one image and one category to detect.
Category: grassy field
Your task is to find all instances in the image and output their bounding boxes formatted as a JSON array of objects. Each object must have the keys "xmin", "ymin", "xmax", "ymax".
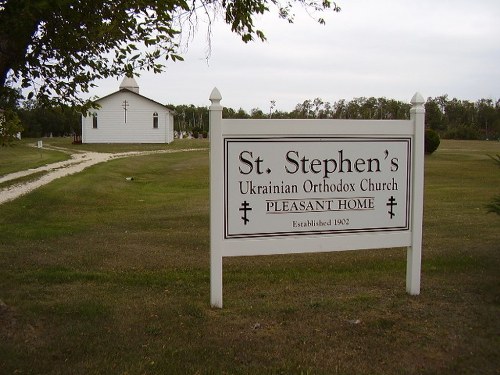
[
  {"xmin": 1, "ymin": 137, "xmax": 209, "ymax": 177},
  {"xmin": 0, "ymin": 139, "xmax": 499, "ymax": 374},
  {"xmin": 0, "ymin": 139, "xmax": 70, "ymax": 176}
]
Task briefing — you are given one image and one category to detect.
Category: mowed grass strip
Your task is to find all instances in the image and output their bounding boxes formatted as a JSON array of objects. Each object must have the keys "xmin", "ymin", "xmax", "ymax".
[
  {"xmin": 0, "ymin": 170, "xmax": 49, "ymax": 190},
  {"xmin": 0, "ymin": 140, "xmax": 499, "ymax": 374}
]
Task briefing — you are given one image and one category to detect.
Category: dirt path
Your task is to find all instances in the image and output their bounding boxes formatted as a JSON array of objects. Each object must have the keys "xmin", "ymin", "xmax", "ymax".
[{"xmin": 0, "ymin": 146, "xmax": 205, "ymax": 205}]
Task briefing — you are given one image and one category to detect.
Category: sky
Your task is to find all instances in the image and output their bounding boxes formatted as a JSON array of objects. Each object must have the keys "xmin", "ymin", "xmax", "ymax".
[{"xmin": 86, "ymin": 0, "xmax": 500, "ymax": 113}]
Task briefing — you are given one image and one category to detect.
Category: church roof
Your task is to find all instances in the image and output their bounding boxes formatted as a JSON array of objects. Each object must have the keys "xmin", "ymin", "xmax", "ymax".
[
  {"xmin": 92, "ymin": 76, "xmax": 171, "ymax": 112},
  {"xmin": 94, "ymin": 89, "xmax": 172, "ymax": 113}
]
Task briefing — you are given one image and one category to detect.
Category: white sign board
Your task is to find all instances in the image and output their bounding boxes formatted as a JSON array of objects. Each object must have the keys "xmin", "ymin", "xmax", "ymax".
[
  {"xmin": 225, "ymin": 137, "xmax": 411, "ymax": 238},
  {"xmin": 210, "ymin": 88, "xmax": 425, "ymax": 308}
]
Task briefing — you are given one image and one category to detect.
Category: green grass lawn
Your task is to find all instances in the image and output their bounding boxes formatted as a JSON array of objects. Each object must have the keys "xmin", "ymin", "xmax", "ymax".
[
  {"xmin": 0, "ymin": 139, "xmax": 499, "ymax": 374},
  {"xmin": 0, "ymin": 140, "xmax": 70, "ymax": 176}
]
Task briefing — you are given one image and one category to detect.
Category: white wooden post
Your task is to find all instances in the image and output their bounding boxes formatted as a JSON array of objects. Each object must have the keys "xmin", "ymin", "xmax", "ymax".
[
  {"xmin": 407, "ymin": 92, "xmax": 425, "ymax": 295},
  {"xmin": 209, "ymin": 88, "xmax": 224, "ymax": 308}
]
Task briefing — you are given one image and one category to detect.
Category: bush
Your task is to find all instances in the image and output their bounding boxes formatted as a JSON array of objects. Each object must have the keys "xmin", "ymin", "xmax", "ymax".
[
  {"xmin": 425, "ymin": 129, "xmax": 440, "ymax": 154},
  {"xmin": 486, "ymin": 154, "xmax": 500, "ymax": 215}
]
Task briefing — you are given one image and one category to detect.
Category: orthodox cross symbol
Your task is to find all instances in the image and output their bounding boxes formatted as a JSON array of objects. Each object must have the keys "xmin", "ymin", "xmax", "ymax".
[
  {"xmin": 239, "ymin": 200, "xmax": 252, "ymax": 225},
  {"xmin": 386, "ymin": 195, "xmax": 397, "ymax": 219},
  {"xmin": 122, "ymin": 100, "xmax": 129, "ymax": 123}
]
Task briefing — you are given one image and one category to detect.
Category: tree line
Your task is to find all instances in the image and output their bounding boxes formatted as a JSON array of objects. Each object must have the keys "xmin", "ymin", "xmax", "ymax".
[
  {"xmin": 169, "ymin": 95, "xmax": 500, "ymax": 140},
  {"xmin": 9, "ymin": 95, "xmax": 500, "ymax": 141}
]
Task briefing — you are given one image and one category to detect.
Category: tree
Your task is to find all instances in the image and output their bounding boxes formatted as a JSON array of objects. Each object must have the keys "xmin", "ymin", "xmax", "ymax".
[
  {"xmin": 250, "ymin": 108, "xmax": 266, "ymax": 119},
  {"xmin": 172, "ymin": 104, "xmax": 209, "ymax": 134},
  {"xmin": 476, "ymin": 99, "xmax": 497, "ymax": 139},
  {"xmin": 18, "ymin": 105, "xmax": 79, "ymax": 137},
  {"xmin": 294, "ymin": 99, "xmax": 313, "ymax": 118},
  {"xmin": 0, "ymin": 109, "xmax": 23, "ymax": 146},
  {"xmin": 312, "ymin": 97, "xmax": 325, "ymax": 118},
  {"xmin": 333, "ymin": 99, "xmax": 347, "ymax": 119},
  {"xmin": 0, "ymin": 0, "xmax": 340, "ymax": 111},
  {"xmin": 425, "ymin": 97, "xmax": 445, "ymax": 131}
]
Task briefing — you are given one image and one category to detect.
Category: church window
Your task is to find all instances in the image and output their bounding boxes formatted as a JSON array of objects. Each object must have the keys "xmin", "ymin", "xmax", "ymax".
[
  {"xmin": 92, "ymin": 113, "xmax": 98, "ymax": 128},
  {"xmin": 153, "ymin": 112, "xmax": 159, "ymax": 128}
]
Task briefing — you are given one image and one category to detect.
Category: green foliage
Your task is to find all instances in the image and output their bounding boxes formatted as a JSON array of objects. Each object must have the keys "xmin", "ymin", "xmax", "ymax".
[
  {"xmin": 0, "ymin": 0, "xmax": 338, "ymax": 110},
  {"xmin": 18, "ymin": 105, "xmax": 80, "ymax": 137},
  {"xmin": 486, "ymin": 195, "xmax": 500, "ymax": 215},
  {"xmin": 172, "ymin": 104, "xmax": 209, "ymax": 134},
  {"xmin": 426, "ymin": 95, "xmax": 500, "ymax": 140},
  {"xmin": 191, "ymin": 127, "xmax": 207, "ymax": 138},
  {"xmin": 0, "ymin": 86, "xmax": 22, "ymax": 110},
  {"xmin": 168, "ymin": 96, "xmax": 415, "ymax": 133},
  {"xmin": 115, "ymin": 94, "xmax": 500, "ymax": 139},
  {"xmin": 425, "ymin": 98, "xmax": 445, "ymax": 131},
  {"xmin": 444, "ymin": 125, "xmax": 481, "ymax": 140},
  {"xmin": 486, "ymin": 154, "xmax": 500, "ymax": 215},
  {"xmin": 424, "ymin": 128, "xmax": 440, "ymax": 154},
  {"xmin": 0, "ymin": 109, "xmax": 23, "ymax": 146},
  {"xmin": 291, "ymin": 96, "xmax": 411, "ymax": 119}
]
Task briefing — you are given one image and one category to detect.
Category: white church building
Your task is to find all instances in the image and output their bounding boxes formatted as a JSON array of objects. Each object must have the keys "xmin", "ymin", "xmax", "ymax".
[{"xmin": 81, "ymin": 76, "xmax": 174, "ymax": 144}]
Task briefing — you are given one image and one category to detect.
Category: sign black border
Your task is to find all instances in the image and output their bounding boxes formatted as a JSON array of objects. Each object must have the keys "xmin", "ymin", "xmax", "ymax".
[{"xmin": 224, "ymin": 136, "xmax": 412, "ymax": 239}]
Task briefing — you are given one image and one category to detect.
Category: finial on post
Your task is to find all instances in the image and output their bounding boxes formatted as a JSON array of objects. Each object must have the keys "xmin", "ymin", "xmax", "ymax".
[
  {"xmin": 411, "ymin": 92, "xmax": 425, "ymax": 106},
  {"xmin": 410, "ymin": 92, "xmax": 425, "ymax": 117},
  {"xmin": 209, "ymin": 87, "xmax": 222, "ymax": 110}
]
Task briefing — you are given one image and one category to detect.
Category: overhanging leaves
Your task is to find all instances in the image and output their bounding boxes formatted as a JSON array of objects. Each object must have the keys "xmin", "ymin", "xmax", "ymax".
[{"xmin": 0, "ymin": 0, "xmax": 340, "ymax": 110}]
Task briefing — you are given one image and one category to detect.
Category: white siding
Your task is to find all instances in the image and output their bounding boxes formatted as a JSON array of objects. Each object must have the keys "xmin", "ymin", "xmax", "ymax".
[{"xmin": 82, "ymin": 91, "xmax": 174, "ymax": 144}]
